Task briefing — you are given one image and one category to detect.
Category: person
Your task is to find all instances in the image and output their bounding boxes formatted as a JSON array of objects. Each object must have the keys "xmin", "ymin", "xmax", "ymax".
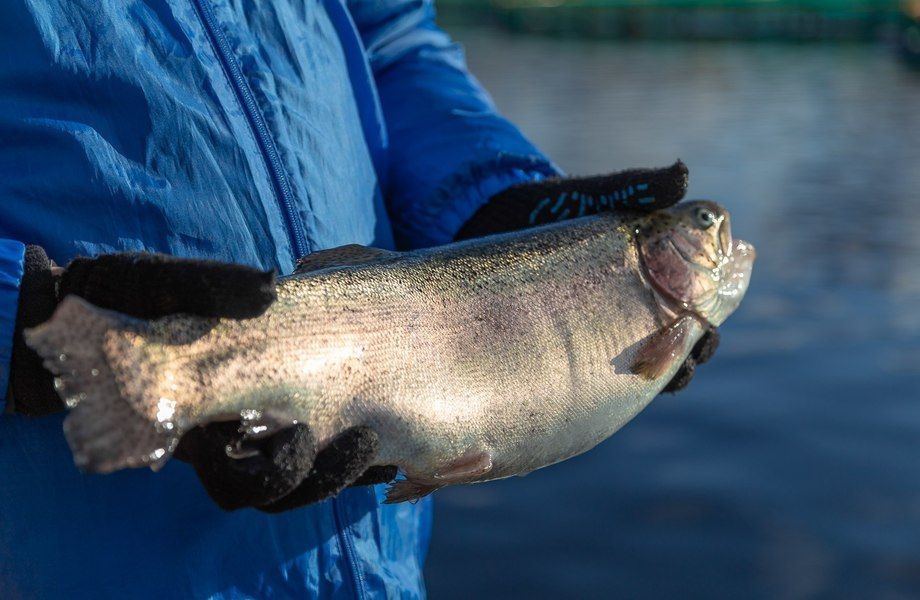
[{"xmin": 0, "ymin": 1, "xmax": 715, "ymax": 597}]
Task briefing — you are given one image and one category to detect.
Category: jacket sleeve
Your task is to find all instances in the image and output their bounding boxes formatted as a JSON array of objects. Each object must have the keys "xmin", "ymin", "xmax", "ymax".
[
  {"xmin": 347, "ymin": 0, "xmax": 563, "ymax": 249},
  {"xmin": 0, "ymin": 240, "xmax": 25, "ymax": 411}
]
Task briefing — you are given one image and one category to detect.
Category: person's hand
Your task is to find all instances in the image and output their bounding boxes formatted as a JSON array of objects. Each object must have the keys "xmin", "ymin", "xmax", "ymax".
[
  {"xmin": 455, "ymin": 161, "xmax": 718, "ymax": 393},
  {"xmin": 174, "ymin": 421, "xmax": 397, "ymax": 512},
  {"xmin": 9, "ymin": 247, "xmax": 394, "ymax": 511},
  {"xmin": 457, "ymin": 161, "xmax": 690, "ymax": 239}
]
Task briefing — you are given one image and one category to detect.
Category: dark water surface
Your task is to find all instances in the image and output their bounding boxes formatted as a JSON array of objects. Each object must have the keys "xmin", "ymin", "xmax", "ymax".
[{"xmin": 424, "ymin": 30, "xmax": 920, "ymax": 599}]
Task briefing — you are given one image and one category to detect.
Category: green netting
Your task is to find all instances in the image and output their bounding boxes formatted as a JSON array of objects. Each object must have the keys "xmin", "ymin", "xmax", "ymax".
[
  {"xmin": 438, "ymin": 0, "xmax": 908, "ymax": 40},
  {"xmin": 489, "ymin": 0, "xmax": 899, "ymax": 8}
]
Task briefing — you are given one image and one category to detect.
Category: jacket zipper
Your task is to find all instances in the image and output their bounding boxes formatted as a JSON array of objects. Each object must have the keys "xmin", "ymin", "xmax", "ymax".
[
  {"xmin": 191, "ymin": 0, "xmax": 310, "ymax": 260},
  {"xmin": 192, "ymin": 3, "xmax": 365, "ymax": 596},
  {"xmin": 333, "ymin": 498, "xmax": 368, "ymax": 600}
]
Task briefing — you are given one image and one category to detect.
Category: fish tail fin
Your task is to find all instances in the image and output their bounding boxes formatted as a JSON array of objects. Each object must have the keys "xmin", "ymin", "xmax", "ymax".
[{"xmin": 24, "ymin": 296, "xmax": 184, "ymax": 473}]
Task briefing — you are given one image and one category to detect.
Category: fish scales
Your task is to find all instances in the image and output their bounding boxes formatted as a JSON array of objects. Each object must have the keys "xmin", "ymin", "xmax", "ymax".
[{"xmin": 25, "ymin": 201, "xmax": 755, "ymax": 501}]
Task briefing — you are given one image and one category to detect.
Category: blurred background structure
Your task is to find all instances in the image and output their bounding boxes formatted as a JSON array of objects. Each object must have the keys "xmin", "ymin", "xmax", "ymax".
[
  {"xmin": 424, "ymin": 1, "xmax": 920, "ymax": 598},
  {"xmin": 441, "ymin": 0, "xmax": 910, "ymax": 42}
]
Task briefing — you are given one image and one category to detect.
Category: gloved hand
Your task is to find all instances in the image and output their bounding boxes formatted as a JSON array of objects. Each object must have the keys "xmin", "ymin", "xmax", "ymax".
[
  {"xmin": 174, "ymin": 421, "xmax": 397, "ymax": 512},
  {"xmin": 9, "ymin": 247, "xmax": 395, "ymax": 511},
  {"xmin": 456, "ymin": 161, "xmax": 719, "ymax": 392},
  {"xmin": 10, "ymin": 247, "xmax": 277, "ymax": 416}
]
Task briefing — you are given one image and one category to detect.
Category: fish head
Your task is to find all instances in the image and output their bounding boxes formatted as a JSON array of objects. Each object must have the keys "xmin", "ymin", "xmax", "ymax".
[{"xmin": 636, "ymin": 200, "xmax": 755, "ymax": 327}]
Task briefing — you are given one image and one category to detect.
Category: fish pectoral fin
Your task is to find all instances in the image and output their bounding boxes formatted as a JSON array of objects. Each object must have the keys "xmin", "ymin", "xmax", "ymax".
[
  {"xmin": 383, "ymin": 450, "xmax": 494, "ymax": 504},
  {"xmin": 631, "ymin": 313, "xmax": 701, "ymax": 381},
  {"xmin": 294, "ymin": 244, "xmax": 396, "ymax": 274}
]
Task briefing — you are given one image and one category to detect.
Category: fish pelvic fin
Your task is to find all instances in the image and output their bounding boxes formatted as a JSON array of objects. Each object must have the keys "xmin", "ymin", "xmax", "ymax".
[
  {"xmin": 384, "ymin": 450, "xmax": 494, "ymax": 504},
  {"xmin": 24, "ymin": 296, "xmax": 182, "ymax": 473}
]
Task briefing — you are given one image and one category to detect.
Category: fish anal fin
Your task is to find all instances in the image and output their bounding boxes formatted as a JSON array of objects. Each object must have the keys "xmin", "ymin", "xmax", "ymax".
[
  {"xmin": 631, "ymin": 314, "xmax": 700, "ymax": 381},
  {"xmin": 294, "ymin": 244, "xmax": 395, "ymax": 274},
  {"xmin": 383, "ymin": 450, "xmax": 494, "ymax": 504}
]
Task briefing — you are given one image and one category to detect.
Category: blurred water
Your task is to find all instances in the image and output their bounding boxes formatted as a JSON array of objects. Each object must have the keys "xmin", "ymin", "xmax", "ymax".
[{"xmin": 424, "ymin": 30, "xmax": 920, "ymax": 599}]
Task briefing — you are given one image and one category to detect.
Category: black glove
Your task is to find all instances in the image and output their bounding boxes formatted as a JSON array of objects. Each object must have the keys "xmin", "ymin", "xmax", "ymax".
[
  {"xmin": 662, "ymin": 328, "xmax": 720, "ymax": 393},
  {"xmin": 9, "ymin": 248, "xmax": 394, "ymax": 511},
  {"xmin": 174, "ymin": 422, "xmax": 397, "ymax": 512},
  {"xmin": 455, "ymin": 161, "xmax": 717, "ymax": 393},
  {"xmin": 457, "ymin": 161, "xmax": 690, "ymax": 240}
]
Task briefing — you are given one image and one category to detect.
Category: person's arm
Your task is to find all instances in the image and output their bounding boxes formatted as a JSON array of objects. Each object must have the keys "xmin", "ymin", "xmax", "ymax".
[
  {"xmin": 348, "ymin": 0, "xmax": 562, "ymax": 249},
  {"xmin": 0, "ymin": 239, "xmax": 25, "ymax": 412}
]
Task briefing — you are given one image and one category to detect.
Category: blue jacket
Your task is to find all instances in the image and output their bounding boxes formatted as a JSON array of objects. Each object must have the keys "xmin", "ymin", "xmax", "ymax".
[{"xmin": 0, "ymin": 1, "xmax": 558, "ymax": 597}]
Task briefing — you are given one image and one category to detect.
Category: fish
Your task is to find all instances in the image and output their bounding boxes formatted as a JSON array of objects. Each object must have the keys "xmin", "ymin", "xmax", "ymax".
[{"xmin": 25, "ymin": 200, "xmax": 755, "ymax": 503}]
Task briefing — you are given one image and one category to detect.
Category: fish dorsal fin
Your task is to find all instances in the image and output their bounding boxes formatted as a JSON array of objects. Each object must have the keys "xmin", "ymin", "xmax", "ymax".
[{"xmin": 294, "ymin": 244, "xmax": 396, "ymax": 274}]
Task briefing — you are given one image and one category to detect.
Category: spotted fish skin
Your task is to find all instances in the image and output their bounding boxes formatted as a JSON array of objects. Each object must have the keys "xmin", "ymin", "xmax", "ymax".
[{"xmin": 24, "ymin": 202, "xmax": 754, "ymax": 501}]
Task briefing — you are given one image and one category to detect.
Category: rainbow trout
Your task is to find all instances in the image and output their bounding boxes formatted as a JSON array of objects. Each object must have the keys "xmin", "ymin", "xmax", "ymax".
[{"xmin": 26, "ymin": 201, "xmax": 754, "ymax": 502}]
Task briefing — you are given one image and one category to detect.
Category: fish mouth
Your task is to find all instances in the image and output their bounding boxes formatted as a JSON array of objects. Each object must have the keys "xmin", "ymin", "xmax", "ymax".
[
  {"xmin": 722, "ymin": 239, "xmax": 756, "ymax": 286},
  {"xmin": 718, "ymin": 219, "xmax": 733, "ymax": 262},
  {"xmin": 707, "ymin": 238, "xmax": 756, "ymax": 327},
  {"xmin": 731, "ymin": 238, "xmax": 756, "ymax": 265}
]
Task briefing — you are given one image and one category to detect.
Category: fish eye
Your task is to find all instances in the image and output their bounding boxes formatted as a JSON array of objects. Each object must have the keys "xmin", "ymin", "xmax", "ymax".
[{"xmin": 695, "ymin": 208, "xmax": 716, "ymax": 229}]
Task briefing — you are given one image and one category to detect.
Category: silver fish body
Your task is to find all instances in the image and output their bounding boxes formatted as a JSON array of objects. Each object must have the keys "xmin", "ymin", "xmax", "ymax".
[{"xmin": 26, "ymin": 202, "xmax": 755, "ymax": 501}]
